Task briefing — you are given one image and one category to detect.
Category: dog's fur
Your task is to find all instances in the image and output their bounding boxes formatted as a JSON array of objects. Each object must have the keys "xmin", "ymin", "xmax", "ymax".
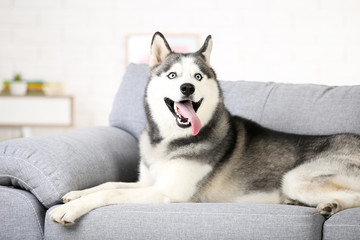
[{"xmin": 50, "ymin": 32, "xmax": 360, "ymax": 225}]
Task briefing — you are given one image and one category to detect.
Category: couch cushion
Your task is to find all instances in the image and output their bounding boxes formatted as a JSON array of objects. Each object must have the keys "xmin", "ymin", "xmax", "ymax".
[
  {"xmin": 0, "ymin": 127, "xmax": 139, "ymax": 208},
  {"xmin": 45, "ymin": 203, "xmax": 324, "ymax": 240},
  {"xmin": 0, "ymin": 186, "xmax": 46, "ymax": 240},
  {"xmin": 221, "ymin": 81, "xmax": 360, "ymax": 135},
  {"xmin": 110, "ymin": 64, "xmax": 360, "ymax": 139},
  {"xmin": 323, "ymin": 208, "xmax": 360, "ymax": 240}
]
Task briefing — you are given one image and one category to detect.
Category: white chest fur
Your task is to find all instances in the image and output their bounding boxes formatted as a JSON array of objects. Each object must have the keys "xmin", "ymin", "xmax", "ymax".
[{"xmin": 138, "ymin": 130, "xmax": 212, "ymax": 202}]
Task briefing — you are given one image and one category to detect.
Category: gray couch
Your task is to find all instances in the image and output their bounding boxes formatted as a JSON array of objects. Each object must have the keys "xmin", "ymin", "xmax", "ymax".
[{"xmin": 1, "ymin": 63, "xmax": 360, "ymax": 240}]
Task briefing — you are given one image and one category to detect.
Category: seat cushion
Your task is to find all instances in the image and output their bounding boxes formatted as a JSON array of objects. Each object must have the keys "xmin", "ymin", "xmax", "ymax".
[
  {"xmin": 45, "ymin": 203, "xmax": 324, "ymax": 240},
  {"xmin": 323, "ymin": 208, "xmax": 360, "ymax": 240},
  {"xmin": 0, "ymin": 187, "xmax": 46, "ymax": 240}
]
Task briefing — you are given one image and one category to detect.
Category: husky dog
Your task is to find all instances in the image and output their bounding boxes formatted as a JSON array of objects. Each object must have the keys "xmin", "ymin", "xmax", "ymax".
[{"xmin": 50, "ymin": 32, "xmax": 360, "ymax": 225}]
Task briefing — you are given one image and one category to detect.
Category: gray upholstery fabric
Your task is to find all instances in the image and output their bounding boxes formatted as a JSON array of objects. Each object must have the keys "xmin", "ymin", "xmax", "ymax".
[
  {"xmin": 0, "ymin": 186, "xmax": 45, "ymax": 240},
  {"xmin": 109, "ymin": 64, "xmax": 149, "ymax": 139},
  {"xmin": 45, "ymin": 203, "xmax": 324, "ymax": 240},
  {"xmin": 221, "ymin": 81, "xmax": 360, "ymax": 135},
  {"xmin": 0, "ymin": 126, "xmax": 139, "ymax": 208},
  {"xmin": 323, "ymin": 208, "xmax": 360, "ymax": 240},
  {"xmin": 110, "ymin": 64, "xmax": 360, "ymax": 139}
]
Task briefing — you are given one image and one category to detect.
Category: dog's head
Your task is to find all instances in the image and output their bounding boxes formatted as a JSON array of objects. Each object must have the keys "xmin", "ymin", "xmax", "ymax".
[{"xmin": 146, "ymin": 32, "xmax": 221, "ymax": 138}]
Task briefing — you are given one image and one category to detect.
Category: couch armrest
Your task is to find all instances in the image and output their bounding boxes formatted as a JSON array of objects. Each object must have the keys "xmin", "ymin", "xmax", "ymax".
[{"xmin": 0, "ymin": 126, "xmax": 139, "ymax": 208}]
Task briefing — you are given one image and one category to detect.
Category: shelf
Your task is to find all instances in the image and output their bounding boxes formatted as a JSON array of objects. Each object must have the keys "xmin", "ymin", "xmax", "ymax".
[{"xmin": 0, "ymin": 95, "xmax": 73, "ymax": 127}]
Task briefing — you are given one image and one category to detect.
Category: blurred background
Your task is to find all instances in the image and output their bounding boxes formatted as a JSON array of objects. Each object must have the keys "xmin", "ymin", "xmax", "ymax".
[{"xmin": 0, "ymin": 0, "xmax": 359, "ymax": 140}]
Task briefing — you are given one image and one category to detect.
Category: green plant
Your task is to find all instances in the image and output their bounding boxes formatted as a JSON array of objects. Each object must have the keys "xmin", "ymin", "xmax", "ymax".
[{"xmin": 13, "ymin": 73, "xmax": 22, "ymax": 82}]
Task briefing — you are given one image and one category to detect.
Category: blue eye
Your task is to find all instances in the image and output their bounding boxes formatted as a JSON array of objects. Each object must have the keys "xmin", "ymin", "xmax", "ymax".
[
  {"xmin": 194, "ymin": 73, "xmax": 203, "ymax": 81},
  {"xmin": 168, "ymin": 72, "xmax": 177, "ymax": 79}
]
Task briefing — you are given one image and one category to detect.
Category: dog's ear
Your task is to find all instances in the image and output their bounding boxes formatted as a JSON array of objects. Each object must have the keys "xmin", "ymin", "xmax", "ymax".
[
  {"xmin": 150, "ymin": 32, "xmax": 172, "ymax": 68},
  {"xmin": 198, "ymin": 35, "xmax": 212, "ymax": 63}
]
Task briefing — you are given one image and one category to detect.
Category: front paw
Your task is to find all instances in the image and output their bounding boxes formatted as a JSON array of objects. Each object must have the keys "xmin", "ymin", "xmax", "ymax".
[
  {"xmin": 63, "ymin": 190, "xmax": 84, "ymax": 203},
  {"xmin": 49, "ymin": 203, "xmax": 82, "ymax": 226}
]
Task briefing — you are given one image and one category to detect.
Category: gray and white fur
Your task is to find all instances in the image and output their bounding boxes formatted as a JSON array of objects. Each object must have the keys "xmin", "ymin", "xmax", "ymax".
[{"xmin": 50, "ymin": 32, "xmax": 360, "ymax": 225}]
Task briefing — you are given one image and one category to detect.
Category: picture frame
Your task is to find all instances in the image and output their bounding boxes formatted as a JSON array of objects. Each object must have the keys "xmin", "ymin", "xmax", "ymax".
[{"xmin": 126, "ymin": 33, "xmax": 200, "ymax": 65}]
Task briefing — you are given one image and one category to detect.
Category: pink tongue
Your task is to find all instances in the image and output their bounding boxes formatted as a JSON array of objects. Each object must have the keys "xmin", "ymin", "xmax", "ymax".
[{"xmin": 175, "ymin": 101, "xmax": 201, "ymax": 136}]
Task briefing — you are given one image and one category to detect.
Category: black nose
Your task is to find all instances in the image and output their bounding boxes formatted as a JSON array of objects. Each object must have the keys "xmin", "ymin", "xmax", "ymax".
[{"xmin": 180, "ymin": 83, "xmax": 195, "ymax": 97}]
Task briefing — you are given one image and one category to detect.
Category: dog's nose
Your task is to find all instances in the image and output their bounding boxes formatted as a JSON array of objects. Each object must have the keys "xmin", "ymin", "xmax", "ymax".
[{"xmin": 180, "ymin": 83, "xmax": 195, "ymax": 97}]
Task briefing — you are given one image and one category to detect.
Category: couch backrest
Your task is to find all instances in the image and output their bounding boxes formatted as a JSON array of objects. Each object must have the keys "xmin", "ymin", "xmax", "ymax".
[
  {"xmin": 110, "ymin": 63, "xmax": 360, "ymax": 140},
  {"xmin": 110, "ymin": 64, "xmax": 149, "ymax": 139}
]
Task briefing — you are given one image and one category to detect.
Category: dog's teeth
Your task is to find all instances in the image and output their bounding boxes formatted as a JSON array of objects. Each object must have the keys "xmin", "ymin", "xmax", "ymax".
[{"xmin": 176, "ymin": 117, "xmax": 190, "ymax": 125}]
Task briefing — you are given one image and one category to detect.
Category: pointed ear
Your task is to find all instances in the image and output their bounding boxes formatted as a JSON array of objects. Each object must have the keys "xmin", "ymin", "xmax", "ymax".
[
  {"xmin": 198, "ymin": 35, "xmax": 212, "ymax": 63},
  {"xmin": 149, "ymin": 32, "xmax": 172, "ymax": 68}
]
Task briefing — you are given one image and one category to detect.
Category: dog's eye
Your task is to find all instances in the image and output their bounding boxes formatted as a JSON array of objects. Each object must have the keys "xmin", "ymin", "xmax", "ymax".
[
  {"xmin": 194, "ymin": 73, "xmax": 203, "ymax": 81},
  {"xmin": 168, "ymin": 72, "xmax": 177, "ymax": 79}
]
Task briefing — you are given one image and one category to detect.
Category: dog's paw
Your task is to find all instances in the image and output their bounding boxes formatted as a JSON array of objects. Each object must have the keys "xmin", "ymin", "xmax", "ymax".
[
  {"xmin": 49, "ymin": 203, "xmax": 82, "ymax": 226},
  {"xmin": 283, "ymin": 198, "xmax": 307, "ymax": 206},
  {"xmin": 62, "ymin": 190, "xmax": 84, "ymax": 203},
  {"xmin": 317, "ymin": 200, "xmax": 341, "ymax": 218}
]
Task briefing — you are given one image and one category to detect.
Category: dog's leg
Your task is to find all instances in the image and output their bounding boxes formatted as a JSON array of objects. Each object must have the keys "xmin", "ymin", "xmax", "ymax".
[
  {"xmin": 283, "ymin": 172, "xmax": 360, "ymax": 218},
  {"xmin": 63, "ymin": 162, "xmax": 152, "ymax": 202},
  {"xmin": 62, "ymin": 182, "xmax": 147, "ymax": 203},
  {"xmin": 283, "ymin": 198, "xmax": 308, "ymax": 207},
  {"xmin": 50, "ymin": 187, "xmax": 170, "ymax": 225},
  {"xmin": 297, "ymin": 187, "xmax": 360, "ymax": 218},
  {"xmin": 50, "ymin": 159, "xmax": 212, "ymax": 225},
  {"xmin": 315, "ymin": 189, "xmax": 360, "ymax": 218}
]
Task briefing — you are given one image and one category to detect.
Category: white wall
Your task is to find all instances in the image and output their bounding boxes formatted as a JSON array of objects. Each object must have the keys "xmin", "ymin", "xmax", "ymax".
[{"xmin": 0, "ymin": 0, "xmax": 360, "ymax": 139}]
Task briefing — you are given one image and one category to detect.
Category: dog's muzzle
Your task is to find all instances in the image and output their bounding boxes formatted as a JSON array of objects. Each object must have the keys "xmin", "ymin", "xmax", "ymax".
[{"xmin": 164, "ymin": 97, "xmax": 203, "ymax": 136}]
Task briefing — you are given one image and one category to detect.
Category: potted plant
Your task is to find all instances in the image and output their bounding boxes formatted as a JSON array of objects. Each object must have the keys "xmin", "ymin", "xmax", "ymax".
[{"xmin": 10, "ymin": 73, "xmax": 27, "ymax": 96}]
